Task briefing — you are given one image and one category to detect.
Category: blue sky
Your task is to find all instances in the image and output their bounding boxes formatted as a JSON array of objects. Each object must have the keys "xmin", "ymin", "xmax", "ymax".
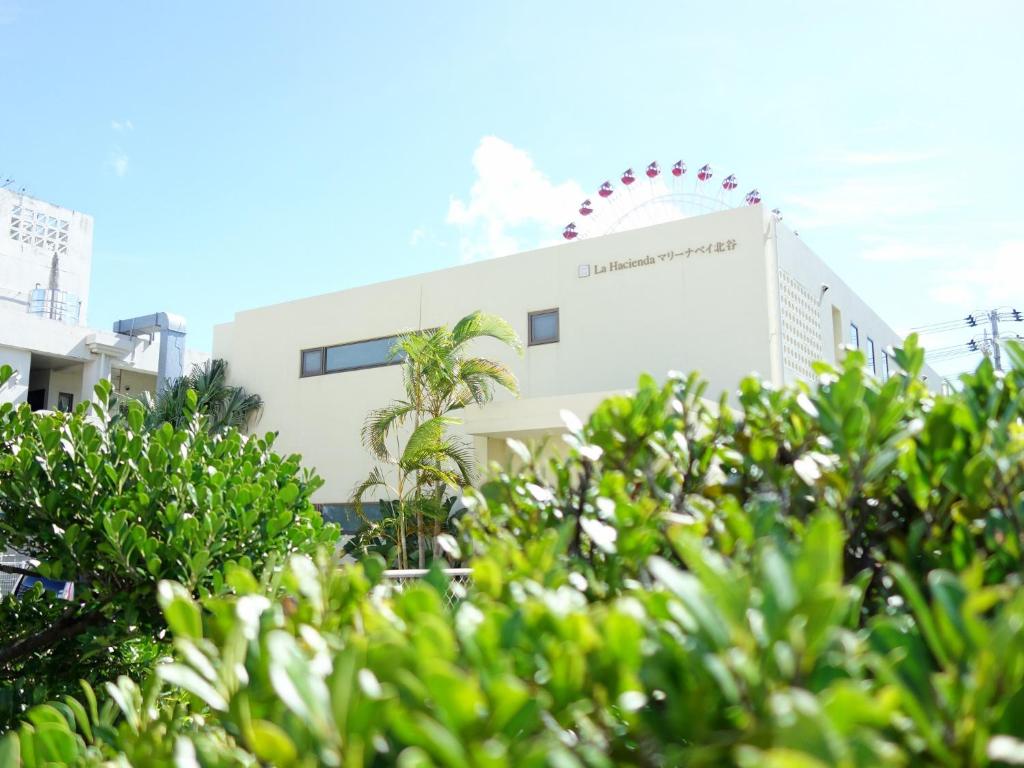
[{"xmin": 1, "ymin": 2, "xmax": 1021, "ymax": 380}]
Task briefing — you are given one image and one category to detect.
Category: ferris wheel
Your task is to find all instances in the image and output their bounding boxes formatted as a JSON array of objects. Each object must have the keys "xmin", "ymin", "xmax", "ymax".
[{"xmin": 560, "ymin": 160, "xmax": 778, "ymax": 242}]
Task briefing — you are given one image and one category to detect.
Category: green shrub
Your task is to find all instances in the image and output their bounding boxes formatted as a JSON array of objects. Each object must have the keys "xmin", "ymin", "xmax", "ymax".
[
  {"xmin": 459, "ymin": 337, "xmax": 1024, "ymax": 606},
  {"xmin": 5, "ymin": 339, "xmax": 1024, "ymax": 766},
  {"xmin": 0, "ymin": 367, "xmax": 338, "ymax": 727}
]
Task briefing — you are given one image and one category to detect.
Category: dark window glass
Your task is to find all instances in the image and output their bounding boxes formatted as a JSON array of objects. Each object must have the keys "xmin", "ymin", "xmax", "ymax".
[
  {"xmin": 319, "ymin": 502, "xmax": 381, "ymax": 534},
  {"xmin": 529, "ymin": 309, "xmax": 559, "ymax": 346},
  {"xmin": 867, "ymin": 338, "xmax": 877, "ymax": 374},
  {"xmin": 849, "ymin": 323, "xmax": 859, "ymax": 349},
  {"xmin": 324, "ymin": 335, "xmax": 401, "ymax": 373},
  {"xmin": 301, "ymin": 348, "xmax": 323, "ymax": 377}
]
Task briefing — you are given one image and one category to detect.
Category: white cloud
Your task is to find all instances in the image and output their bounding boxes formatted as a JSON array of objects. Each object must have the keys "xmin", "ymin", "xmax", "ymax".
[
  {"xmin": 859, "ymin": 240, "xmax": 948, "ymax": 263},
  {"xmin": 447, "ymin": 137, "xmax": 584, "ymax": 261},
  {"xmin": 110, "ymin": 151, "xmax": 129, "ymax": 177},
  {"xmin": 784, "ymin": 178, "xmax": 942, "ymax": 229},
  {"xmin": 832, "ymin": 149, "xmax": 941, "ymax": 167},
  {"xmin": 111, "ymin": 119, "xmax": 134, "ymax": 132},
  {"xmin": 929, "ymin": 240, "xmax": 1024, "ymax": 309},
  {"xmin": 445, "ymin": 138, "xmax": 740, "ymax": 259}
]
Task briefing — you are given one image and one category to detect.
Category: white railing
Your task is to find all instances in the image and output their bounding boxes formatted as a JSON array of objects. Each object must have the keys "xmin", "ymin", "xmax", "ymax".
[
  {"xmin": 379, "ymin": 568, "xmax": 471, "ymax": 608},
  {"xmin": 28, "ymin": 287, "xmax": 80, "ymax": 325},
  {"xmin": 0, "ymin": 552, "xmax": 31, "ymax": 598},
  {"xmin": 0, "ymin": 561, "xmax": 473, "ymax": 603}
]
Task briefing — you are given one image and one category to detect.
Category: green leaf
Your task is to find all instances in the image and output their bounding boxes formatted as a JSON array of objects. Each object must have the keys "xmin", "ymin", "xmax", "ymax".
[
  {"xmin": 890, "ymin": 564, "xmax": 953, "ymax": 670},
  {"xmin": 0, "ymin": 733, "xmax": 18, "ymax": 766},
  {"xmin": 249, "ymin": 719, "xmax": 298, "ymax": 766},
  {"xmin": 158, "ymin": 581, "xmax": 203, "ymax": 639},
  {"xmin": 62, "ymin": 695, "xmax": 93, "ymax": 744},
  {"xmin": 158, "ymin": 663, "xmax": 228, "ymax": 711},
  {"xmin": 266, "ymin": 631, "xmax": 331, "ymax": 733}
]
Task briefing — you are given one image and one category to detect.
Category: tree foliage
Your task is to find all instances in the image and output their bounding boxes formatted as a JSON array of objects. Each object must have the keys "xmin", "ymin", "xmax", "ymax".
[
  {"xmin": 6, "ymin": 338, "xmax": 1024, "ymax": 766},
  {"xmin": 353, "ymin": 311, "xmax": 522, "ymax": 568},
  {"xmin": 122, "ymin": 358, "xmax": 263, "ymax": 435},
  {"xmin": 0, "ymin": 367, "xmax": 337, "ymax": 727}
]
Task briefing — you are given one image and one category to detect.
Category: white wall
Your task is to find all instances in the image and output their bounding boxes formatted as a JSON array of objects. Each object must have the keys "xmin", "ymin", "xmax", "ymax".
[
  {"xmin": 775, "ymin": 224, "xmax": 940, "ymax": 384},
  {"xmin": 0, "ymin": 313, "xmax": 185, "ymax": 408},
  {"xmin": 215, "ymin": 206, "xmax": 775, "ymax": 502},
  {"xmin": 115, "ymin": 368, "xmax": 157, "ymax": 397},
  {"xmin": 0, "ymin": 346, "xmax": 31, "ymax": 404},
  {"xmin": 46, "ymin": 366, "xmax": 85, "ymax": 410},
  {"xmin": 0, "ymin": 190, "xmax": 207, "ymax": 403},
  {"xmin": 0, "ymin": 189, "xmax": 94, "ymax": 326}
]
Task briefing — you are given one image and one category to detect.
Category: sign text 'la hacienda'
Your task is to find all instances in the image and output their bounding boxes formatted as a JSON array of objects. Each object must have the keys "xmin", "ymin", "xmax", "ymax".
[{"xmin": 579, "ymin": 239, "xmax": 738, "ymax": 278}]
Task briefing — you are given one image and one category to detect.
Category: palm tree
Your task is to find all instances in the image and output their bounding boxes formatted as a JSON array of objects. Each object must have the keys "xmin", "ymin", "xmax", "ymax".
[
  {"xmin": 355, "ymin": 311, "xmax": 522, "ymax": 567},
  {"xmin": 123, "ymin": 359, "xmax": 263, "ymax": 434}
]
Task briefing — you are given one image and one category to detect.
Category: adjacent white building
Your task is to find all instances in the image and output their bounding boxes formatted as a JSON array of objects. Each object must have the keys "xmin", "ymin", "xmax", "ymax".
[
  {"xmin": 214, "ymin": 204, "xmax": 939, "ymax": 529},
  {"xmin": 0, "ymin": 188, "xmax": 204, "ymax": 411}
]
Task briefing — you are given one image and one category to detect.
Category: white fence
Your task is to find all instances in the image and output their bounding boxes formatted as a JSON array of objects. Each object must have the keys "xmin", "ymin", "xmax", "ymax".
[
  {"xmin": 380, "ymin": 568, "xmax": 471, "ymax": 608},
  {"xmin": 0, "ymin": 552, "xmax": 30, "ymax": 598},
  {"xmin": 0, "ymin": 561, "xmax": 473, "ymax": 605}
]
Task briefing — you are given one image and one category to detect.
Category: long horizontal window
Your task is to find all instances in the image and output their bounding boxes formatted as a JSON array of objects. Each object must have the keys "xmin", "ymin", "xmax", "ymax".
[
  {"xmin": 317, "ymin": 502, "xmax": 382, "ymax": 534},
  {"xmin": 301, "ymin": 334, "xmax": 406, "ymax": 377}
]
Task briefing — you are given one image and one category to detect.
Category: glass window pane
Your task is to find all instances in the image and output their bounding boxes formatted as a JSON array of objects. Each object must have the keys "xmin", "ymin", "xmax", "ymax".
[
  {"xmin": 849, "ymin": 323, "xmax": 859, "ymax": 349},
  {"xmin": 301, "ymin": 348, "xmax": 323, "ymax": 376},
  {"xmin": 867, "ymin": 338, "xmax": 876, "ymax": 374},
  {"xmin": 320, "ymin": 502, "xmax": 380, "ymax": 534},
  {"xmin": 324, "ymin": 336, "xmax": 399, "ymax": 372},
  {"xmin": 530, "ymin": 310, "xmax": 559, "ymax": 345}
]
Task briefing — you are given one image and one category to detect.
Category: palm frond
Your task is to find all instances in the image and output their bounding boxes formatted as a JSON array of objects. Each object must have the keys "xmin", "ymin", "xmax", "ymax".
[
  {"xmin": 451, "ymin": 311, "xmax": 523, "ymax": 354},
  {"xmin": 401, "ymin": 415, "xmax": 459, "ymax": 467},
  {"xmin": 352, "ymin": 465, "xmax": 393, "ymax": 505},
  {"xmin": 412, "ymin": 463, "xmax": 464, "ymax": 490},
  {"xmin": 452, "ymin": 357, "xmax": 519, "ymax": 406},
  {"xmin": 361, "ymin": 401, "xmax": 415, "ymax": 460},
  {"xmin": 437, "ymin": 436, "xmax": 476, "ymax": 485}
]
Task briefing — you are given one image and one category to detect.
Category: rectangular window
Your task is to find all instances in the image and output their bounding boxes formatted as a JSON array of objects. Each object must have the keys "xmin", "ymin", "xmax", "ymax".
[
  {"xmin": 301, "ymin": 348, "xmax": 324, "ymax": 377},
  {"xmin": 325, "ymin": 335, "xmax": 402, "ymax": 373},
  {"xmin": 528, "ymin": 309, "xmax": 559, "ymax": 346},
  {"xmin": 57, "ymin": 392, "xmax": 74, "ymax": 412},
  {"xmin": 301, "ymin": 334, "xmax": 407, "ymax": 378},
  {"xmin": 867, "ymin": 338, "xmax": 877, "ymax": 374},
  {"xmin": 318, "ymin": 502, "xmax": 382, "ymax": 534},
  {"xmin": 883, "ymin": 350, "xmax": 891, "ymax": 380},
  {"xmin": 849, "ymin": 322, "xmax": 859, "ymax": 349}
]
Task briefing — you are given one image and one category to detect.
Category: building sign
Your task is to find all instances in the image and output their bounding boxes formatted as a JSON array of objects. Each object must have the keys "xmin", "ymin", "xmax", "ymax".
[{"xmin": 579, "ymin": 239, "xmax": 738, "ymax": 278}]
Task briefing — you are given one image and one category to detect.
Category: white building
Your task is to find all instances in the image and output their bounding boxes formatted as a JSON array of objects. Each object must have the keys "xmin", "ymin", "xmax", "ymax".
[
  {"xmin": 0, "ymin": 188, "xmax": 203, "ymax": 410},
  {"xmin": 214, "ymin": 204, "xmax": 938, "ymax": 530}
]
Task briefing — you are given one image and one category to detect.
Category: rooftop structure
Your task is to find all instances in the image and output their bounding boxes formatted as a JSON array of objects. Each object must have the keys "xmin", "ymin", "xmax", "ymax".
[{"xmin": 0, "ymin": 188, "xmax": 205, "ymax": 411}]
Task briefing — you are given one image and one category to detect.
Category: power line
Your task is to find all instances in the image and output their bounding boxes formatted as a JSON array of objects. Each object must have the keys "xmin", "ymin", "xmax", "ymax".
[{"xmin": 913, "ymin": 307, "xmax": 1024, "ymax": 336}]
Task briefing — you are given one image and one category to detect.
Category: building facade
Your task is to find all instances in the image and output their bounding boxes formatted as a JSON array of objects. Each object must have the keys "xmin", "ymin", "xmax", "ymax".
[
  {"xmin": 0, "ymin": 188, "xmax": 203, "ymax": 410},
  {"xmin": 213, "ymin": 205, "xmax": 938, "ymax": 527}
]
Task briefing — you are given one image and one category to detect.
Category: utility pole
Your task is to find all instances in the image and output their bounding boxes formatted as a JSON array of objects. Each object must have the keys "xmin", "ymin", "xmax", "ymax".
[{"xmin": 990, "ymin": 309, "xmax": 1003, "ymax": 371}]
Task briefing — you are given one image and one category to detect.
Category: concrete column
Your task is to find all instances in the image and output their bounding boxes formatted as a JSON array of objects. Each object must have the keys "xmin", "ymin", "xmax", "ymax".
[
  {"xmin": 81, "ymin": 352, "xmax": 111, "ymax": 404},
  {"xmin": 763, "ymin": 212, "xmax": 786, "ymax": 387},
  {"xmin": 158, "ymin": 329, "xmax": 186, "ymax": 392},
  {"xmin": 0, "ymin": 346, "xmax": 31, "ymax": 405}
]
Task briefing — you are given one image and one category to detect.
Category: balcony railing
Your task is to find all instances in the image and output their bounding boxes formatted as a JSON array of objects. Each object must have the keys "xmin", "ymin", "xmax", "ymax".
[{"xmin": 28, "ymin": 287, "xmax": 81, "ymax": 325}]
